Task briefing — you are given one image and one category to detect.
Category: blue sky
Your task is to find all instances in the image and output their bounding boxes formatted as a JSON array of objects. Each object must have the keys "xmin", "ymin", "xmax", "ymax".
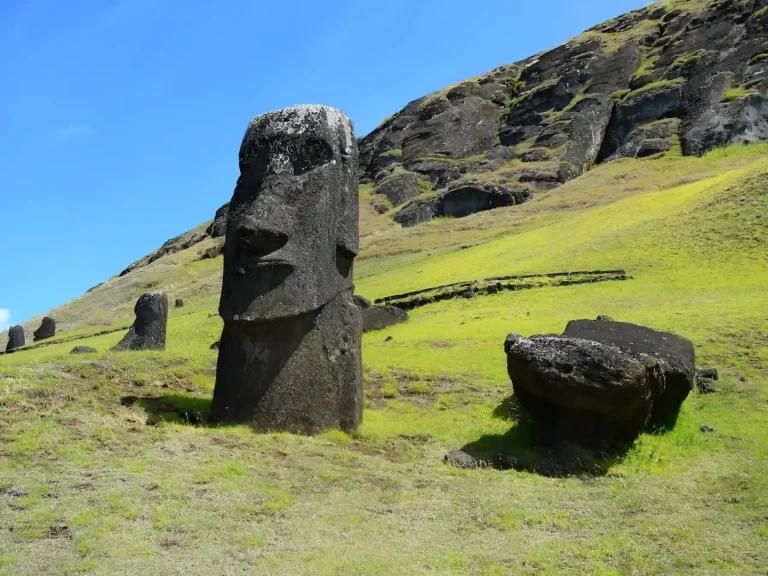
[{"xmin": 0, "ymin": 0, "xmax": 649, "ymax": 328}]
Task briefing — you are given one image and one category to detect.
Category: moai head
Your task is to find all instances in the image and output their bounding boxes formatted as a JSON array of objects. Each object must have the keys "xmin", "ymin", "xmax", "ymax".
[{"xmin": 220, "ymin": 105, "xmax": 359, "ymax": 321}]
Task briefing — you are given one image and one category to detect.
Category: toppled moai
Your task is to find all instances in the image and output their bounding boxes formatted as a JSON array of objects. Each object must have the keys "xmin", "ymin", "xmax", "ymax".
[
  {"xmin": 111, "ymin": 291, "xmax": 168, "ymax": 351},
  {"xmin": 33, "ymin": 317, "xmax": 56, "ymax": 342},
  {"xmin": 5, "ymin": 325, "xmax": 25, "ymax": 352},
  {"xmin": 210, "ymin": 105, "xmax": 362, "ymax": 434}
]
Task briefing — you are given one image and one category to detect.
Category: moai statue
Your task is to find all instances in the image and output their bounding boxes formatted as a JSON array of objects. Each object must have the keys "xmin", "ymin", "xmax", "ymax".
[
  {"xmin": 111, "ymin": 291, "xmax": 168, "ymax": 351},
  {"xmin": 33, "ymin": 316, "xmax": 56, "ymax": 341},
  {"xmin": 210, "ymin": 105, "xmax": 362, "ymax": 434},
  {"xmin": 5, "ymin": 325, "xmax": 25, "ymax": 351}
]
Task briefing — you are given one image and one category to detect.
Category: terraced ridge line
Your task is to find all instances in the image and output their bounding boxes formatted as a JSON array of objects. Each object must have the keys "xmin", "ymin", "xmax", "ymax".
[
  {"xmin": 0, "ymin": 325, "xmax": 131, "ymax": 356},
  {"xmin": 375, "ymin": 270, "xmax": 630, "ymax": 311}
]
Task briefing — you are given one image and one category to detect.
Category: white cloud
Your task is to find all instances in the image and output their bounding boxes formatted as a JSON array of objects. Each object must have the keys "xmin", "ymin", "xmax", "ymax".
[
  {"xmin": 0, "ymin": 309, "xmax": 9, "ymax": 331},
  {"xmin": 57, "ymin": 124, "xmax": 93, "ymax": 140}
]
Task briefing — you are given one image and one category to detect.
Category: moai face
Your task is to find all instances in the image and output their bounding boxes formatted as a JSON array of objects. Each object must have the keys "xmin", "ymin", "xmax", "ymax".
[{"xmin": 220, "ymin": 105, "xmax": 359, "ymax": 321}]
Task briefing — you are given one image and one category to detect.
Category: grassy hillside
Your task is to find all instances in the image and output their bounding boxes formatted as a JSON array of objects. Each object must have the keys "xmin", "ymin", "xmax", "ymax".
[{"xmin": 1, "ymin": 143, "xmax": 767, "ymax": 574}]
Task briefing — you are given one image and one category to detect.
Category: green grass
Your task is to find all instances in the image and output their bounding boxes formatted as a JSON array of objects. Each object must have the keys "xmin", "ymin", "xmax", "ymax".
[
  {"xmin": 2, "ymin": 147, "xmax": 768, "ymax": 573},
  {"xmin": 622, "ymin": 77, "xmax": 685, "ymax": 103},
  {"xmin": 747, "ymin": 53, "xmax": 768, "ymax": 66},
  {"xmin": 722, "ymin": 87, "xmax": 760, "ymax": 102}
]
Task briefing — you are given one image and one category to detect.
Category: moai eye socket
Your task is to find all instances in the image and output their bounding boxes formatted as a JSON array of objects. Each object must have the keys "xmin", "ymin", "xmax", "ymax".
[{"xmin": 290, "ymin": 137, "xmax": 334, "ymax": 175}]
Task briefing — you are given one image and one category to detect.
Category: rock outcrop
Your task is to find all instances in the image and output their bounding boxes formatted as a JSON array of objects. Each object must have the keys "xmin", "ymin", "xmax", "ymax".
[
  {"xmin": 5, "ymin": 325, "xmax": 25, "ymax": 352},
  {"xmin": 33, "ymin": 317, "xmax": 56, "ymax": 342},
  {"xmin": 359, "ymin": 0, "xmax": 768, "ymax": 227},
  {"xmin": 210, "ymin": 105, "xmax": 363, "ymax": 435},
  {"xmin": 111, "ymin": 291, "xmax": 169, "ymax": 352}
]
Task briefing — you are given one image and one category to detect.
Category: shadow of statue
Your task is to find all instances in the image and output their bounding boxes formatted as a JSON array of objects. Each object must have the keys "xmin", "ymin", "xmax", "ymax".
[
  {"xmin": 121, "ymin": 394, "xmax": 217, "ymax": 427},
  {"xmin": 460, "ymin": 395, "xmax": 635, "ymax": 478}
]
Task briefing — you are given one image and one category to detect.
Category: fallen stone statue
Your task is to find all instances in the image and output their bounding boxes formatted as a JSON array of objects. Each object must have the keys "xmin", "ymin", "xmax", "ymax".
[
  {"xmin": 505, "ymin": 320, "xmax": 695, "ymax": 444},
  {"xmin": 210, "ymin": 104, "xmax": 363, "ymax": 434}
]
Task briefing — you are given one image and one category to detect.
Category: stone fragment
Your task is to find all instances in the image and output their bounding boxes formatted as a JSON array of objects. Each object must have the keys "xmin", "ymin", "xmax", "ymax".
[
  {"xmin": 445, "ymin": 450, "xmax": 478, "ymax": 469},
  {"xmin": 111, "ymin": 291, "xmax": 168, "ymax": 352},
  {"xmin": 210, "ymin": 105, "xmax": 362, "ymax": 434},
  {"xmin": 70, "ymin": 346, "xmax": 98, "ymax": 354}
]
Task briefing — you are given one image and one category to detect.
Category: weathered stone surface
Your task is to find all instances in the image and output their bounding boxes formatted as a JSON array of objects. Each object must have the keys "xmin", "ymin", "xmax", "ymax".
[
  {"xmin": 696, "ymin": 367, "xmax": 719, "ymax": 381},
  {"xmin": 70, "ymin": 346, "xmax": 98, "ymax": 354},
  {"xmin": 206, "ymin": 202, "xmax": 230, "ymax": 238},
  {"xmin": 505, "ymin": 333, "xmax": 663, "ymax": 442},
  {"xmin": 697, "ymin": 378, "xmax": 717, "ymax": 394},
  {"xmin": 394, "ymin": 199, "xmax": 439, "ymax": 228},
  {"xmin": 5, "ymin": 326, "xmax": 25, "ymax": 351},
  {"xmin": 599, "ymin": 84, "xmax": 683, "ymax": 161},
  {"xmin": 372, "ymin": 173, "xmax": 423, "ymax": 207},
  {"xmin": 441, "ymin": 185, "xmax": 516, "ymax": 218},
  {"xmin": 361, "ymin": 305, "xmax": 408, "ymax": 333},
  {"xmin": 563, "ymin": 320, "xmax": 694, "ymax": 423},
  {"xmin": 211, "ymin": 105, "xmax": 363, "ymax": 434},
  {"xmin": 445, "ymin": 450, "xmax": 479, "ymax": 469},
  {"xmin": 111, "ymin": 291, "xmax": 168, "ymax": 352},
  {"xmin": 33, "ymin": 317, "xmax": 56, "ymax": 342},
  {"xmin": 353, "ymin": 295, "xmax": 372, "ymax": 309}
]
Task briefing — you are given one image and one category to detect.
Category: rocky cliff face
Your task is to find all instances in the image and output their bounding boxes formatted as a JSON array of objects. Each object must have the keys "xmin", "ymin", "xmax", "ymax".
[{"xmin": 358, "ymin": 0, "xmax": 768, "ymax": 226}]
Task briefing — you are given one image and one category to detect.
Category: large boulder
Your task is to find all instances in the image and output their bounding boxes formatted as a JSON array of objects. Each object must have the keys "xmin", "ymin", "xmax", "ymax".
[
  {"xmin": 33, "ymin": 317, "xmax": 56, "ymax": 342},
  {"xmin": 563, "ymin": 319, "xmax": 694, "ymax": 423},
  {"xmin": 210, "ymin": 105, "xmax": 363, "ymax": 434},
  {"xmin": 504, "ymin": 333, "xmax": 664, "ymax": 443},
  {"xmin": 371, "ymin": 173, "xmax": 424, "ymax": 207},
  {"xmin": 360, "ymin": 305, "xmax": 408, "ymax": 333},
  {"xmin": 5, "ymin": 325, "xmax": 25, "ymax": 352},
  {"xmin": 111, "ymin": 291, "xmax": 169, "ymax": 352}
]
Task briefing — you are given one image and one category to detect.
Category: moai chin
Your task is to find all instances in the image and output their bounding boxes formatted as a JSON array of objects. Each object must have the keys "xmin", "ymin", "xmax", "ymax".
[{"xmin": 210, "ymin": 105, "xmax": 362, "ymax": 434}]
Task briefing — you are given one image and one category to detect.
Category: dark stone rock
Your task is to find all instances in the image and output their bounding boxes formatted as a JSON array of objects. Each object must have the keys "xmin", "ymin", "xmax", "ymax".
[
  {"xmin": 5, "ymin": 325, "xmax": 25, "ymax": 352},
  {"xmin": 175, "ymin": 298, "xmax": 184, "ymax": 308},
  {"xmin": 487, "ymin": 285, "xmax": 499, "ymax": 295},
  {"xmin": 505, "ymin": 333, "xmax": 664, "ymax": 442},
  {"xmin": 599, "ymin": 84, "xmax": 683, "ymax": 161},
  {"xmin": 394, "ymin": 199, "xmax": 439, "ymax": 227},
  {"xmin": 211, "ymin": 105, "xmax": 363, "ymax": 434},
  {"xmin": 608, "ymin": 119, "xmax": 677, "ymax": 160},
  {"xmin": 70, "ymin": 346, "xmax": 98, "ymax": 354},
  {"xmin": 384, "ymin": 336, "xmax": 393, "ymax": 342},
  {"xmin": 563, "ymin": 320, "xmax": 695, "ymax": 424},
  {"xmin": 200, "ymin": 244, "xmax": 224, "ymax": 260},
  {"xmin": 210, "ymin": 341, "xmax": 220, "ymax": 351},
  {"xmin": 440, "ymin": 185, "xmax": 521, "ymax": 218},
  {"xmin": 697, "ymin": 378, "xmax": 717, "ymax": 394},
  {"xmin": 445, "ymin": 449, "xmax": 478, "ymax": 469},
  {"xmin": 700, "ymin": 424, "xmax": 716, "ymax": 433},
  {"xmin": 33, "ymin": 317, "xmax": 56, "ymax": 342},
  {"xmin": 696, "ymin": 367, "xmax": 719, "ymax": 381},
  {"xmin": 522, "ymin": 148, "xmax": 550, "ymax": 162},
  {"xmin": 372, "ymin": 172, "xmax": 424, "ymax": 207},
  {"xmin": 353, "ymin": 295, "xmax": 373, "ymax": 309},
  {"xmin": 409, "ymin": 158, "xmax": 462, "ymax": 189},
  {"xmin": 462, "ymin": 290, "xmax": 476, "ymax": 299},
  {"xmin": 361, "ymin": 305, "xmax": 408, "ymax": 333},
  {"xmin": 206, "ymin": 202, "xmax": 230, "ymax": 238},
  {"xmin": 111, "ymin": 291, "xmax": 168, "ymax": 352}
]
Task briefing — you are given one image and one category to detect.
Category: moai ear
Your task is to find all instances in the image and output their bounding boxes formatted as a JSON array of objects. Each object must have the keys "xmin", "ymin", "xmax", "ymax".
[{"xmin": 335, "ymin": 116, "xmax": 359, "ymax": 278}]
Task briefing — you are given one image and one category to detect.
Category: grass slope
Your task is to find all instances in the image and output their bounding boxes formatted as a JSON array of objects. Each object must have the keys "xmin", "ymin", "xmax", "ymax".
[{"xmin": 1, "ymin": 146, "xmax": 768, "ymax": 574}]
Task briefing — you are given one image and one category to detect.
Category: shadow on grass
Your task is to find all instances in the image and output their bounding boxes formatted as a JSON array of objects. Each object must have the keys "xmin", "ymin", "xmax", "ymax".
[
  {"xmin": 121, "ymin": 394, "xmax": 220, "ymax": 427},
  {"xmin": 460, "ymin": 395, "xmax": 635, "ymax": 478}
]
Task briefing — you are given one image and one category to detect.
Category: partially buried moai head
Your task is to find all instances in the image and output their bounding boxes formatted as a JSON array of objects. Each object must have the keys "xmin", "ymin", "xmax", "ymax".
[{"xmin": 220, "ymin": 105, "xmax": 359, "ymax": 321}]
